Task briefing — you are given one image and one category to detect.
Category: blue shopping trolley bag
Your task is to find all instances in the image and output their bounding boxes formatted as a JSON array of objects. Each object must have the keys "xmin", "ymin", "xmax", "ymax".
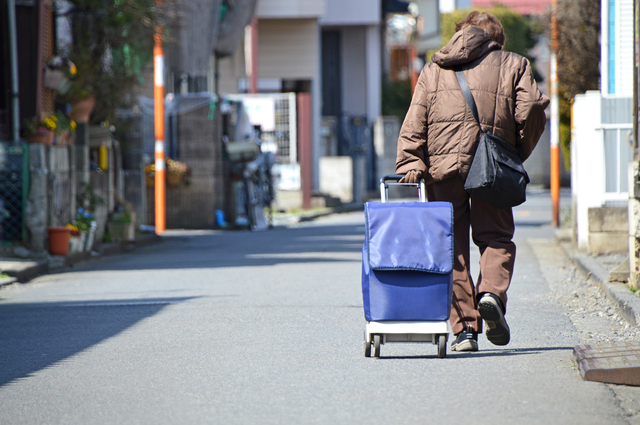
[{"xmin": 362, "ymin": 201, "xmax": 454, "ymax": 322}]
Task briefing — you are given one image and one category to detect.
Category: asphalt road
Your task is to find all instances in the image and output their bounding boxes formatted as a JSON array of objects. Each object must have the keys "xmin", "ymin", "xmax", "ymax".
[{"xmin": 0, "ymin": 191, "xmax": 638, "ymax": 424}]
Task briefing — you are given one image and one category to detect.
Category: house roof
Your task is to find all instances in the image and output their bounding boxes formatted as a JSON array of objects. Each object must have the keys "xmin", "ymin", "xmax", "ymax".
[{"xmin": 471, "ymin": 0, "xmax": 551, "ymax": 15}]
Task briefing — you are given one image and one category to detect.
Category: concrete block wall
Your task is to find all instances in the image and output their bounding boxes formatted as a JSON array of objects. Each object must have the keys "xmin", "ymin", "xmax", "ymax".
[
  {"xmin": 588, "ymin": 206, "xmax": 628, "ymax": 253},
  {"xmin": 146, "ymin": 105, "xmax": 224, "ymax": 229},
  {"xmin": 319, "ymin": 156, "xmax": 353, "ymax": 203},
  {"xmin": 26, "ymin": 144, "xmax": 48, "ymax": 253}
]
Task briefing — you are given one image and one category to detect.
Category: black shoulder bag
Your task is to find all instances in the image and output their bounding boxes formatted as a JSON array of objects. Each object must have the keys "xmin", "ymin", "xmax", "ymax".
[{"xmin": 455, "ymin": 69, "xmax": 529, "ymax": 209}]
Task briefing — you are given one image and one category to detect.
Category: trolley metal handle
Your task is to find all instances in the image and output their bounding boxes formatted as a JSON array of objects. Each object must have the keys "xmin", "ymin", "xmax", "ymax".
[{"xmin": 379, "ymin": 174, "xmax": 427, "ymax": 203}]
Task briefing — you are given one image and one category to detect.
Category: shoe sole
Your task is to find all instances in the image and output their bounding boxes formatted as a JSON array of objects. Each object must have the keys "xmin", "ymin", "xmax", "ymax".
[
  {"xmin": 451, "ymin": 339, "xmax": 478, "ymax": 352},
  {"xmin": 478, "ymin": 296, "xmax": 510, "ymax": 346}
]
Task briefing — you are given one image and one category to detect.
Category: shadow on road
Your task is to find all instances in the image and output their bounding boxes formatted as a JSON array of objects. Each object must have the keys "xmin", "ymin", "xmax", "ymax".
[
  {"xmin": 377, "ymin": 346, "xmax": 575, "ymax": 360},
  {"xmin": 70, "ymin": 223, "xmax": 366, "ymax": 273},
  {"xmin": 0, "ymin": 297, "xmax": 195, "ymax": 387}
]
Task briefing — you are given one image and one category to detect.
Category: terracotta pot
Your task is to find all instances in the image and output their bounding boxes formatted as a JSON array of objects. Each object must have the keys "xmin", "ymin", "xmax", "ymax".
[
  {"xmin": 55, "ymin": 130, "xmax": 73, "ymax": 145},
  {"xmin": 47, "ymin": 227, "xmax": 71, "ymax": 256},
  {"xmin": 69, "ymin": 95, "xmax": 96, "ymax": 123},
  {"xmin": 25, "ymin": 130, "xmax": 54, "ymax": 145}
]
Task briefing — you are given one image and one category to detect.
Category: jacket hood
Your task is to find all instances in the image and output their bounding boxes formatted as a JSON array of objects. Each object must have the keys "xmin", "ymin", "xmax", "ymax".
[{"xmin": 431, "ymin": 26, "xmax": 502, "ymax": 68}]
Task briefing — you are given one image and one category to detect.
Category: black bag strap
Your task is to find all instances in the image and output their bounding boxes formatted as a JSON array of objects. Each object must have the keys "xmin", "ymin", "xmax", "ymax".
[
  {"xmin": 455, "ymin": 67, "xmax": 522, "ymax": 159},
  {"xmin": 454, "ymin": 68, "xmax": 481, "ymax": 129}
]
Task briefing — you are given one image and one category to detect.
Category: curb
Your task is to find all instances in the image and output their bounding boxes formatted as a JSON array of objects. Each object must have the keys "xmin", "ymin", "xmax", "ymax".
[
  {"xmin": 0, "ymin": 276, "xmax": 18, "ymax": 289},
  {"xmin": 555, "ymin": 232, "xmax": 640, "ymax": 327},
  {"xmin": 297, "ymin": 203, "xmax": 364, "ymax": 222},
  {"xmin": 0, "ymin": 233, "xmax": 162, "ymax": 286},
  {"xmin": 0, "ymin": 260, "xmax": 49, "ymax": 284}
]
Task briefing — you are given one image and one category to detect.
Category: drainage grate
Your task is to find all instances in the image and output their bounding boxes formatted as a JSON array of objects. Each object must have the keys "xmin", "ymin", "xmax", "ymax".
[{"xmin": 572, "ymin": 341, "xmax": 640, "ymax": 386}]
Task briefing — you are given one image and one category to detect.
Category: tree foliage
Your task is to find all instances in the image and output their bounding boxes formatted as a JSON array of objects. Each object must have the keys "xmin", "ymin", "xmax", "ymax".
[
  {"xmin": 435, "ymin": 6, "xmax": 543, "ymax": 79},
  {"xmin": 64, "ymin": 0, "xmax": 180, "ymax": 124},
  {"xmin": 553, "ymin": 0, "xmax": 600, "ymax": 168},
  {"xmin": 383, "ymin": 7, "xmax": 543, "ymax": 120},
  {"xmin": 555, "ymin": 0, "xmax": 600, "ymax": 100}
]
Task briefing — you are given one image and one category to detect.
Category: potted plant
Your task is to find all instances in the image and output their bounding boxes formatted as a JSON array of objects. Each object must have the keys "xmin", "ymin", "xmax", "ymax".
[
  {"xmin": 107, "ymin": 205, "xmax": 137, "ymax": 242},
  {"xmin": 145, "ymin": 159, "xmax": 190, "ymax": 188},
  {"xmin": 23, "ymin": 114, "xmax": 57, "ymax": 144},
  {"xmin": 62, "ymin": 0, "xmax": 172, "ymax": 126},
  {"xmin": 52, "ymin": 110, "xmax": 77, "ymax": 145},
  {"xmin": 43, "ymin": 56, "xmax": 77, "ymax": 95},
  {"xmin": 65, "ymin": 223, "xmax": 84, "ymax": 253},
  {"xmin": 75, "ymin": 182, "xmax": 104, "ymax": 251},
  {"xmin": 167, "ymin": 159, "xmax": 189, "ymax": 187},
  {"xmin": 23, "ymin": 111, "xmax": 77, "ymax": 145}
]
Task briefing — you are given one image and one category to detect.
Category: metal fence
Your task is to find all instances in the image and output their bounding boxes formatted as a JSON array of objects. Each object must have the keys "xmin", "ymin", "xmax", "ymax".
[{"xmin": 0, "ymin": 142, "xmax": 28, "ymax": 244}]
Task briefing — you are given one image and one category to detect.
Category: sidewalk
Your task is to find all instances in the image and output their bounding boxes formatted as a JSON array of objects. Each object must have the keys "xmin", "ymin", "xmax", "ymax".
[
  {"xmin": 555, "ymin": 229, "xmax": 640, "ymax": 327},
  {"xmin": 0, "ymin": 204, "xmax": 362, "ymax": 289},
  {"xmin": 0, "ymin": 232, "xmax": 162, "ymax": 288}
]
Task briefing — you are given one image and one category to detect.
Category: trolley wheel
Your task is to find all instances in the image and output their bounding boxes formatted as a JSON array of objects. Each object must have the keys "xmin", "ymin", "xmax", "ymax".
[
  {"xmin": 373, "ymin": 334, "xmax": 381, "ymax": 358},
  {"xmin": 364, "ymin": 340, "xmax": 371, "ymax": 357},
  {"xmin": 437, "ymin": 334, "xmax": 447, "ymax": 358}
]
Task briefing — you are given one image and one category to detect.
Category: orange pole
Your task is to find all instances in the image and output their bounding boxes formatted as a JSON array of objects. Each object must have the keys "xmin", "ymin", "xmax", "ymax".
[
  {"xmin": 550, "ymin": 145, "xmax": 560, "ymax": 224},
  {"xmin": 410, "ymin": 45, "xmax": 418, "ymax": 95},
  {"xmin": 550, "ymin": 0, "xmax": 560, "ymax": 227},
  {"xmin": 154, "ymin": 31, "xmax": 166, "ymax": 234}
]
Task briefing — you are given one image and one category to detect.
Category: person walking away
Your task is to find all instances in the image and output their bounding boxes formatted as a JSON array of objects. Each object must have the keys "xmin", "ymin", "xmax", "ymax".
[{"xmin": 395, "ymin": 11, "xmax": 549, "ymax": 352}]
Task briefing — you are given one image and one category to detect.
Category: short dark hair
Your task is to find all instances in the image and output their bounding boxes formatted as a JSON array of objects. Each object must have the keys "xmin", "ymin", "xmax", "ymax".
[{"xmin": 455, "ymin": 11, "xmax": 506, "ymax": 46}]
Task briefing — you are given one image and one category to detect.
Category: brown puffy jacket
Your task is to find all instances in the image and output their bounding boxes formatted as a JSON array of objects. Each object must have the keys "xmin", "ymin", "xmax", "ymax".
[{"xmin": 395, "ymin": 26, "xmax": 550, "ymax": 183}]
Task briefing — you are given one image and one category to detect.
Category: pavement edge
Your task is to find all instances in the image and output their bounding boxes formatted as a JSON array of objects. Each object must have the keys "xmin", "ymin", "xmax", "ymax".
[
  {"xmin": 0, "ymin": 233, "xmax": 163, "ymax": 288},
  {"xmin": 555, "ymin": 230, "xmax": 640, "ymax": 327}
]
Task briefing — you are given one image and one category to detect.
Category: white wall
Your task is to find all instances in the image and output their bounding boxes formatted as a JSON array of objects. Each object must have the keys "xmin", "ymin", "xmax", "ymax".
[
  {"xmin": 259, "ymin": 19, "xmax": 319, "ymax": 80},
  {"xmin": 572, "ymin": 91, "xmax": 604, "ymax": 249},
  {"xmin": 321, "ymin": 0, "xmax": 380, "ymax": 25}
]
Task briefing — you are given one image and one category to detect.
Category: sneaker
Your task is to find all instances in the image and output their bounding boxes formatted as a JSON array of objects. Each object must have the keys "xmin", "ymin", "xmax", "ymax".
[
  {"xmin": 478, "ymin": 293, "xmax": 510, "ymax": 346},
  {"xmin": 450, "ymin": 326, "xmax": 478, "ymax": 352}
]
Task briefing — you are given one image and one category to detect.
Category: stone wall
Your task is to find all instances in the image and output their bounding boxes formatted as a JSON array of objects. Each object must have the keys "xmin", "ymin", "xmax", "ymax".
[{"xmin": 588, "ymin": 206, "xmax": 628, "ymax": 253}]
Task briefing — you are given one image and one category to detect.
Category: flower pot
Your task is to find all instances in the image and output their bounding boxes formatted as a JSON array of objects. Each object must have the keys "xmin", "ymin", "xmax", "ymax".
[
  {"xmin": 25, "ymin": 130, "xmax": 54, "ymax": 145},
  {"xmin": 70, "ymin": 95, "xmax": 96, "ymax": 123},
  {"xmin": 108, "ymin": 221, "xmax": 135, "ymax": 242},
  {"xmin": 43, "ymin": 69, "xmax": 71, "ymax": 94},
  {"xmin": 167, "ymin": 171, "xmax": 183, "ymax": 187},
  {"xmin": 55, "ymin": 130, "xmax": 73, "ymax": 145},
  {"xmin": 84, "ymin": 222, "xmax": 97, "ymax": 252},
  {"xmin": 69, "ymin": 234, "xmax": 84, "ymax": 253},
  {"xmin": 47, "ymin": 227, "xmax": 71, "ymax": 256}
]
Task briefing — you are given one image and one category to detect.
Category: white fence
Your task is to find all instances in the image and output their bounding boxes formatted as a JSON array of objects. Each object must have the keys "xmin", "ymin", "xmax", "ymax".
[{"xmin": 226, "ymin": 93, "xmax": 297, "ymax": 164}]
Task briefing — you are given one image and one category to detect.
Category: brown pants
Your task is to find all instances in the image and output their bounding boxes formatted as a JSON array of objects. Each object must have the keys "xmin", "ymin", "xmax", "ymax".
[{"xmin": 426, "ymin": 176, "xmax": 516, "ymax": 335}]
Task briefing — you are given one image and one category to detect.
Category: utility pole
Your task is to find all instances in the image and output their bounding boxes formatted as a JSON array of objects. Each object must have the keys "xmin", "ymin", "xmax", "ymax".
[
  {"xmin": 7, "ymin": 0, "xmax": 20, "ymax": 143},
  {"xmin": 249, "ymin": 16, "xmax": 258, "ymax": 94},
  {"xmin": 154, "ymin": 30, "xmax": 166, "ymax": 234},
  {"xmin": 550, "ymin": 0, "xmax": 560, "ymax": 227}
]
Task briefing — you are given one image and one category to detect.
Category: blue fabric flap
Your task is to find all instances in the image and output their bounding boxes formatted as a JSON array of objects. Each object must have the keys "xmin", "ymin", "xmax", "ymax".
[{"xmin": 365, "ymin": 202, "xmax": 453, "ymax": 274}]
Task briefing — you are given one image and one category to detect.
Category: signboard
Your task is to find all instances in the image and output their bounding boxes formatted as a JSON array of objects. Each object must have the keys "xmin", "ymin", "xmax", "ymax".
[
  {"xmin": 242, "ymin": 97, "xmax": 276, "ymax": 132},
  {"xmin": 272, "ymin": 163, "xmax": 301, "ymax": 191}
]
